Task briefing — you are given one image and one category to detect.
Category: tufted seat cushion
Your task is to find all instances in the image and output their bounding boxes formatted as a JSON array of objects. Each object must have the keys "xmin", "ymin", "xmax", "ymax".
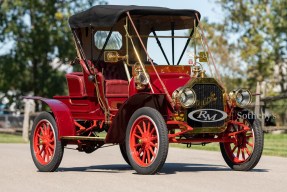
[{"xmin": 105, "ymin": 80, "xmax": 129, "ymax": 97}]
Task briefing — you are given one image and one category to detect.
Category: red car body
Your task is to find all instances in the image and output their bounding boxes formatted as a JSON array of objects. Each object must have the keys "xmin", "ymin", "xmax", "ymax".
[{"xmin": 28, "ymin": 5, "xmax": 264, "ymax": 174}]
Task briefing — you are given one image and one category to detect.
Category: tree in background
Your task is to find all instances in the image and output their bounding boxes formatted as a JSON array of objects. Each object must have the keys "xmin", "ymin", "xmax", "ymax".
[
  {"xmin": 195, "ymin": 18, "xmax": 245, "ymax": 91},
  {"xmin": 215, "ymin": 0, "xmax": 287, "ymax": 92},
  {"xmin": 212, "ymin": 0, "xmax": 287, "ymax": 125},
  {"xmin": 0, "ymin": 0, "xmax": 106, "ymax": 108}
]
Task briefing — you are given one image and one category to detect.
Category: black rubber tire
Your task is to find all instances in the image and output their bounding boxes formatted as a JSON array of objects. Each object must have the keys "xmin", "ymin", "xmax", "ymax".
[
  {"xmin": 220, "ymin": 118, "xmax": 264, "ymax": 171},
  {"xmin": 125, "ymin": 107, "xmax": 169, "ymax": 175},
  {"xmin": 119, "ymin": 142, "xmax": 131, "ymax": 166},
  {"xmin": 30, "ymin": 112, "xmax": 64, "ymax": 172}
]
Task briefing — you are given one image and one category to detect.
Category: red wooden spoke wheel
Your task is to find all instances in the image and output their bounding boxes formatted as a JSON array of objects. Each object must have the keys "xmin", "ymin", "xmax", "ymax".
[
  {"xmin": 223, "ymin": 123, "xmax": 255, "ymax": 164},
  {"xmin": 33, "ymin": 120, "xmax": 56, "ymax": 165},
  {"xmin": 220, "ymin": 113, "xmax": 264, "ymax": 171},
  {"xmin": 30, "ymin": 112, "xmax": 64, "ymax": 172},
  {"xmin": 126, "ymin": 107, "xmax": 168, "ymax": 175},
  {"xmin": 129, "ymin": 116, "xmax": 159, "ymax": 167}
]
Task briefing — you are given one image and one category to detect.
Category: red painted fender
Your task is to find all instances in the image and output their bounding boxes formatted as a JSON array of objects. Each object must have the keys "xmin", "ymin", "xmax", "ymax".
[
  {"xmin": 25, "ymin": 96, "xmax": 75, "ymax": 139},
  {"xmin": 105, "ymin": 93, "xmax": 168, "ymax": 143}
]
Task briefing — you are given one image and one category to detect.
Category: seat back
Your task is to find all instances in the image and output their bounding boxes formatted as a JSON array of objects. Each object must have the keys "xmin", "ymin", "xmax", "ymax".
[
  {"xmin": 66, "ymin": 72, "xmax": 87, "ymax": 97},
  {"xmin": 97, "ymin": 62, "xmax": 129, "ymax": 80},
  {"xmin": 97, "ymin": 62, "xmax": 129, "ymax": 98},
  {"xmin": 70, "ymin": 60, "xmax": 129, "ymax": 98}
]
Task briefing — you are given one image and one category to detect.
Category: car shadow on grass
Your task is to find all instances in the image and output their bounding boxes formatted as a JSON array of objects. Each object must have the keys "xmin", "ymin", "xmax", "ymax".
[{"xmin": 57, "ymin": 163, "xmax": 268, "ymax": 174}]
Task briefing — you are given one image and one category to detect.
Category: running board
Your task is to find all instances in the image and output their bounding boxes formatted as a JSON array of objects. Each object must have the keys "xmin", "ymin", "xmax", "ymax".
[{"xmin": 61, "ymin": 136, "xmax": 105, "ymax": 141}]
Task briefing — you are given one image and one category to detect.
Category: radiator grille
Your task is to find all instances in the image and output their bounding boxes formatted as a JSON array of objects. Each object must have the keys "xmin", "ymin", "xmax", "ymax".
[{"xmin": 186, "ymin": 83, "xmax": 225, "ymax": 128}]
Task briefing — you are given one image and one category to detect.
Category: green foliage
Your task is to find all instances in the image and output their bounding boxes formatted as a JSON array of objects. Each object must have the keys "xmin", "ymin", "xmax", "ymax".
[
  {"xmin": 216, "ymin": 0, "xmax": 287, "ymax": 90},
  {"xmin": 190, "ymin": 18, "xmax": 245, "ymax": 91},
  {"xmin": 196, "ymin": 19, "xmax": 238, "ymax": 73},
  {"xmin": 0, "ymin": 0, "xmax": 106, "ymax": 101},
  {"xmin": 267, "ymin": 99, "xmax": 287, "ymax": 125}
]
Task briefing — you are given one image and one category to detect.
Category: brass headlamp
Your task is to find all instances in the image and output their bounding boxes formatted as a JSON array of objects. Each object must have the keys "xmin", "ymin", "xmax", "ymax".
[
  {"xmin": 229, "ymin": 88, "xmax": 252, "ymax": 108},
  {"xmin": 172, "ymin": 87, "xmax": 196, "ymax": 108}
]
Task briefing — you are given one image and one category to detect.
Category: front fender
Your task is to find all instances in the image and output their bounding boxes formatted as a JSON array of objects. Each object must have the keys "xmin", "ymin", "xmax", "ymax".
[
  {"xmin": 25, "ymin": 96, "xmax": 75, "ymax": 139},
  {"xmin": 105, "ymin": 93, "xmax": 168, "ymax": 143}
]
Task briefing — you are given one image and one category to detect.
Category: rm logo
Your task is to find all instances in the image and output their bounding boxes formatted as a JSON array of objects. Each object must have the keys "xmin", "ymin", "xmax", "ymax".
[
  {"xmin": 188, "ymin": 109, "xmax": 227, "ymax": 123},
  {"xmin": 197, "ymin": 110, "xmax": 218, "ymax": 121}
]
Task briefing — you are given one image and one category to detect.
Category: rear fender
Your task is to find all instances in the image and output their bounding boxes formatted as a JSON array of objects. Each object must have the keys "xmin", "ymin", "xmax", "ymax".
[
  {"xmin": 25, "ymin": 97, "xmax": 75, "ymax": 139},
  {"xmin": 105, "ymin": 93, "xmax": 168, "ymax": 143}
]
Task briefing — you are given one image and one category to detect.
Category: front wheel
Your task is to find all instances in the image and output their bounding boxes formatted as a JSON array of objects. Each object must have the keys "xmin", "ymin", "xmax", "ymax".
[
  {"xmin": 30, "ymin": 112, "xmax": 64, "ymax": 172},
  {"xmin": 119, "ymin": 142, "xmax": 130, "ymax": 166},
  {"xmin": 126, "ymin": 107, "xmax": 169, "ymax": 175},
  {"xmin": 220, "ymin": 115, "xmax": 264, "ymax": 171}
]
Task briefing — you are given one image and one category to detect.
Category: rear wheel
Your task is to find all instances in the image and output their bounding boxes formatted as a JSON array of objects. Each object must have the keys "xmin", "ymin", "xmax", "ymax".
[
  {"xmin": 126, "ymin": 107, "xmax": 168, "ymax": 175},
  {"xmin": 220, "ymin": 115, "xmax": 264, "ymax": 171},
  {"xmin": 30, "ymin": 112, "xmax": 64, "ymax": 172}
]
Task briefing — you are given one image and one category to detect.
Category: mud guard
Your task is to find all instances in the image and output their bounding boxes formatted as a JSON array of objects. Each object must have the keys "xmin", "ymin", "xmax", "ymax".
[
  {"xmin": 105, "ymin": 93, "xmax": 168, "ymax": 143},
  {"xmin": 25, "ymin": 97, "xmax": 75, "ymax": 139}
]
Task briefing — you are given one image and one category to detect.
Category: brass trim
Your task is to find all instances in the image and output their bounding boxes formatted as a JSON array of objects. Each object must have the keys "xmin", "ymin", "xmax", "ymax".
[
  {"xmin": 124, "ymin": 25, "xmax": 154, "ymax": 93},
  {"xmin": 183, "ymin": 77, "xmax": 228, "ymax": 133},
  {"xmin": 199, "ymin": 51, "xmax": 208, "ymax": 62},
  {"xmin": 104, "ymin": 51, "xmax": 127, "ymax": 63},
  {"xmin": 125, "ymin": 16, "xmax": 129, "ymax": 66},
  {"xmin": 126, "ymin": 12, "xmax": 174, "ymax": 108},
  {"xmin": 195, "ymin": 13, "xmax": 223, "ymax": 85}
]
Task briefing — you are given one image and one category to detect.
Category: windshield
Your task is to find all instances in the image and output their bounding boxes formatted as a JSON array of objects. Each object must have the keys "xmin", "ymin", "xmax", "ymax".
[
  {"xmin": 124, "ymin": 14, "xmax": 216, "ymax": 79},
  {"xmin": 146, "ymin": 28, "xmax": 208, "ymax": 66},
  {"xmin": 147, "ymin": 29, "xmax": 191, "ymax": 65}
]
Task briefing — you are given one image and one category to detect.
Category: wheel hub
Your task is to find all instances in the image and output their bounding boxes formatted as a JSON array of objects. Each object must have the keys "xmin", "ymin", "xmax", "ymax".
[
  {"xmin": 235, "ymin": 133, "xmax": 247, "ymax": 148},
  {"xmin": 42, "ymin": 135, "xmax": 50, "ymax": 145},
  {"xmin": 140, "ymin": 135, "xmax": 151, "ymax": 149}
]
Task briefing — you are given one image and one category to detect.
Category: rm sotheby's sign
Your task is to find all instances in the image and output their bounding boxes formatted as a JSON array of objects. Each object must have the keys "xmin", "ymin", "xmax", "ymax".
[{"xmin": 188, "ymin": 109, "xmax": 227, "ymax": 122}]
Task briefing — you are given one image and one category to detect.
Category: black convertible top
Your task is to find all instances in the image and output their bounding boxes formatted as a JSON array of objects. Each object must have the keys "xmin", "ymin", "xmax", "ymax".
[{"xmin": 69, "ymin": 5, "xmax": 201, "ymax": 28}]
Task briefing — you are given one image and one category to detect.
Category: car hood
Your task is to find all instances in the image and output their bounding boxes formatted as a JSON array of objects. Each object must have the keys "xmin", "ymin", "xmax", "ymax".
[{"xmin": 150, "ymin": 73, "xmax": 191, "ymax": 95}]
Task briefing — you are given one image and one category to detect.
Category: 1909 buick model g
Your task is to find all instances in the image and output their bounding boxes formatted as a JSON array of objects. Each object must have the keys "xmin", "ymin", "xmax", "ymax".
[{"xmin": 28, "ymin": 5, "xmax": 264, "ymax": 174}]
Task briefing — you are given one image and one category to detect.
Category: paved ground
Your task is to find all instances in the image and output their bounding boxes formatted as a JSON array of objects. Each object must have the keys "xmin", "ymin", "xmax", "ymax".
[{"xmin": 0, "ymin": 144, "xmax": 286, "ymax": 192}]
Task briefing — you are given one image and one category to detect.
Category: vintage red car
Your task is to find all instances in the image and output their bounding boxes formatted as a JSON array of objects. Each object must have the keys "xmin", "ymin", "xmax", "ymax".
[{"xmin": 28, "ymin": 5, "xmax": 264, "ymax": 174}]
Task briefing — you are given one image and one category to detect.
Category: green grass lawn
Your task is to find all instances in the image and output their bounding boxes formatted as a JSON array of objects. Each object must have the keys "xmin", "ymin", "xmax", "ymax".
[
  {"xmin": 170, "ymin": 133, "xmax": 287, "ymax": 157},
  {"xmin": 263, "ymin": 133, "xmax": 287, "ymax": 157},
  {"xmin": 0, "ymin": 133, "xmax": 27, "ymax": 143}
]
